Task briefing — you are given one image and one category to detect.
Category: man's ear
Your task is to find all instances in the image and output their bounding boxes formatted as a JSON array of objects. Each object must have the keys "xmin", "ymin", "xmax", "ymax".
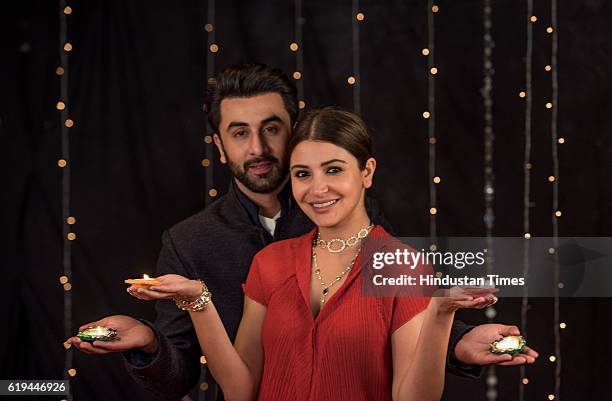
[
  {"xmin": 213, "ymin": 133, "xmax": 227, "ymax": 164},
  {"xmin": 362, "ymin": 157, "xmax": 377, "ymax": 189}
]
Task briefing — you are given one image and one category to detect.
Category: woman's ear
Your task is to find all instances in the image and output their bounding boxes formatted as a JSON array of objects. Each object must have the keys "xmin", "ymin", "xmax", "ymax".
[
  {"xmin": 213, "ymin": 133, "xmax": 227, "ymax": 164},
  {"xmin": 362, "ymin": 157, "xmax": 377, "ymax": 189}
]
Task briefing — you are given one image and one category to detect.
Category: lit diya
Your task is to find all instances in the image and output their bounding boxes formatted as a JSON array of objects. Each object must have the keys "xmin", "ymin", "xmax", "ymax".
[
  {"xmin": 77, "ymin": 326, "xmax": 118, "ymax": 342},
  {"xmin": 490, "ymin": 335, "xmax": 526, "ymax": 355},
  {"xmin": 124, "ymin": 274, "xmax": 161, "ymax": 288}
]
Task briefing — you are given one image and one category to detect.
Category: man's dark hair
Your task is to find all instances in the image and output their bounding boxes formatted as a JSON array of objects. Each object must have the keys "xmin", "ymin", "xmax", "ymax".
[{"xmin": 205, "ymin": 62, "xmax": 298, "ymax": 133}]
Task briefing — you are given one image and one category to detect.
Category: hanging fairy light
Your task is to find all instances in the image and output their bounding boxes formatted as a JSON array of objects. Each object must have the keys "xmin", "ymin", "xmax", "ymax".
[
  {"xmin": 425, "ymin": 0, "xmax": 438, "ymax": 241},
  {"xmin": 481, "ymin": 1, "xmax": 498, "ymax": 400},
  {"xmin": 58, "ymin": 0, "xmax": 75, "ymax": 394},
  {"xmin": 293, "ymin": 0, "xmax": 305, "ymax": 109},
  {"xmin": 203, "ymin": 0, "xmax": 217, "ymax": 206},
  {"xmin": 519, "ymin": 2, "xmax": 535, "ymax": 401},
  {"xmin": 351, "ymin": 0, "xmax": 362, "ymax": 114},
  {"xmin": 549, "ymin": 0, "xmax": 562, "ymax": 398}
]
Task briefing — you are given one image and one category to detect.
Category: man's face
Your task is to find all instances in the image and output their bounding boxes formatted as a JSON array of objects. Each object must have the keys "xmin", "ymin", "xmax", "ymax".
[{"xmin": 214, "ymin": 93, "xmax": 291, "ymax": 193}]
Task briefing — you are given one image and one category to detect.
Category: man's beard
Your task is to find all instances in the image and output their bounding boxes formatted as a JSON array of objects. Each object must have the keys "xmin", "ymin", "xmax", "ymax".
[{"xmin": 227, "ymin": 155, "xmax": 288, "ymax": 193}]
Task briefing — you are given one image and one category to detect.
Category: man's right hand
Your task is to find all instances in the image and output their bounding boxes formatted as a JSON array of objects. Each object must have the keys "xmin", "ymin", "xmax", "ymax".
[{"xmin": 66, "ymin": 315, "xmax": 158, "ymax": 355}]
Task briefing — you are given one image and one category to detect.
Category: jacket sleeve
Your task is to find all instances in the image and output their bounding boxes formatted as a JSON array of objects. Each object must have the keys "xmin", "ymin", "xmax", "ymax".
[
  {"xmin": 446, "ymin": 320, "xmax": 484, "ymax": 378},
  {"xmin": 123, "ymin": 230, "xmax": 203, "ymax": 400}
]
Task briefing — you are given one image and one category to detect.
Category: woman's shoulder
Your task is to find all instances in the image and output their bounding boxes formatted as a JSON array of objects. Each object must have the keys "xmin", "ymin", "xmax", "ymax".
[{"xmin": 254, "ymin": 228, "xmax": 316, "ymax": 262}]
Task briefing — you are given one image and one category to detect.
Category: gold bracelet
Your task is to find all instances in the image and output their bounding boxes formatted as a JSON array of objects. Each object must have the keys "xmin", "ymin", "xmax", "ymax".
[{"xmin": 175, "ymin": 280, "xmax": 212, "ymax": 312}]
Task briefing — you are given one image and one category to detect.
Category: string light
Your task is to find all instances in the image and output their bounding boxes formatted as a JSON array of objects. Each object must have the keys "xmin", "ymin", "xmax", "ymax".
[
  {"xmin": 422, "ymin": 111, "xmax": 431, "ymax": 119},
  {"xmin": 548, "ymin": 175, "xmax": 556, "ymax": 182},
  {"xmin": 422, "ymin": 48, "xmax": 430, "ymax": 56},
  {"xmin": 59, "ymin": 276, "xmax": 69, "ymax": 284},
  {"xmin": 548, "ymin": 395, "xmax": 555, "ymax": 400},
  {"xmin": 209, "ymin": 188, "xmax": 218, "ymax": 198},
  {"xmin": 67, "ymin": 233, "xmax": 76, "ymax": 241},
  {"xmin": 200, "ymin": 356, "xmax": 207, "ymax": 364},
  {"xmin": 58, "ymin": 159, "xmax": 67, "ymax": 168},
  {"xmin": 519, "ymin": 2, "xmax": 535, "ymax": 399},
  {"xmin": 547, "ymin": 26, "xmax": 554, "ymax": 33},
  {"xmin": 433, "ymin": 176, "xmax": 441, "ymax": 184},
  {"xmin": 67, "ymin": 369, "xmax": 76, "ymax": 377},
  {"xmin": 522, "ymin": 378, "xmax": 529, "ymax": 385},
  {"xmin": 482, "ymin": 1, "xmax": 498, "ymax": 397},
  {"xmin": 63, "ymin": 6, "xmax": 72, "ymax": 15},
  {"xmin": 549, "ymin": 355, "xmax": 557, "ymax": 362},
  {"xmin": 293, "ymin": 0, "xmax": 305, "ymax": 113},
  {"xmin": 64, "ymin": 118, "xmax": 74, "ymax": 127},
  {"xmin": 351, "ymin": 0, "xmax": 361, "ymax": 113},
  {"xmin": 558, "ymin": 137, "xmax": 565, "ymax": 144},
  {"xmin": 559, "ymin": 322, "xmax": 566, "ymax": 329},
  {"xmin": 356, "ymin": 12, "xmax": 364, "ymax": 21},
  {"xmin": 55, "ymin": 66, "xmax": 65, "ymax": 76},
  {"xmin": 200, "ymin": 382, "xmax": 209, "ymax": 391},
  {"xmin": 430, "ymin": 67, "xmax": 438, "ymax": 75},
  {"xmin": 546, "ymin": 102, "xmax": 553, "ymax": 109},
  {"xmin": 204, "ymin": 0, "xmax": 216, "ymax": 209},
  {"xmin": 429, "ymin": 207, "xmax": 437, "ymax": 215},
  {"xmin": 432, "ymin": 5, "xmax": 439, "ymax": 13},
  {"xmin": 56, "ymin": 101, "xmax": 66, "ymax": 110},
  {"xmin": 63, "ymin": 42, "xmax": 72, "ymax": 52},
  {"xmin": 545, "ymin": 65, "xmax": 552, "ymax": 71}
]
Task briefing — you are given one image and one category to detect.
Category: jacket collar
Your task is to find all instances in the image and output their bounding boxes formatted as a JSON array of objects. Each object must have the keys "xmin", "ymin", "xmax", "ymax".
[{"xmin": 230, "ymin": 179, "xmax": 293, "ymax": 227}]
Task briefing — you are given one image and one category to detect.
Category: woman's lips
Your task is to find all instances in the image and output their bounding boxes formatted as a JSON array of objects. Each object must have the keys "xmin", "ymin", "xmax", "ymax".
[{"xmin": 310, "ymin": 199, "xmax": 339, "ymax": 213}]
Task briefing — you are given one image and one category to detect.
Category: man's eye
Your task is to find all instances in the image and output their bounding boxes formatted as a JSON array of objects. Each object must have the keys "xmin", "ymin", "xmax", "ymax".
[
  {"xmin": 233, "ymin": 130, "xmax": 247, "ymax": 138},
  {"xmin": 294, "ymin": 170, "xmax": 310, "ymax": 178},
  {"xmin": 263, "ymin": 126, "xmax": 278, "ymax": 134}
]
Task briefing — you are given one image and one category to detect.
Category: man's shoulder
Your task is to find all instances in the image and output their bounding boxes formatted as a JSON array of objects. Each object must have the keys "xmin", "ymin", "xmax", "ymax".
[{"xmin": 166, "ymin": 193, "xmax": 244, "ymax": 240}]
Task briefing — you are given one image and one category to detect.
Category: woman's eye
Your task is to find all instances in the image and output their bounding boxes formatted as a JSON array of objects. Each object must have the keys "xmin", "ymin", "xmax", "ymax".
[
  {"xmin": 327, "ymin": 166, "xmax": 342, "ymax": 174},
  {"xmin": 294, "ymin": 170, "xmax": 310, "ymax": 178}
]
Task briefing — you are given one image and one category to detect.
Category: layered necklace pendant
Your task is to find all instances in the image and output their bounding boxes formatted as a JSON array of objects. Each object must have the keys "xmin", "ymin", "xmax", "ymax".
[{"xmin": 312, "ymin": 224, "xmax": 373, "ymax": 305}]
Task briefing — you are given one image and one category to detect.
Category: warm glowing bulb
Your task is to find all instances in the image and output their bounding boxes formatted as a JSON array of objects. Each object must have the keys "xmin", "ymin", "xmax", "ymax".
[
  {"xmin": 200, "ymin": 355, "xmax": 207, "ymax": 364},
  {"xmin": 56, "ymin": 67, "xmax": 65, "ymax": 76},
  {"xmin": 524, "ymin": 233, "xmax": 531, "ymax": 239},
  {"xmin": 519, "ymin": 91, "xmax": 526, "ymax": 98},
  {"xmin": 558, "ymin": 137, "xmax": 565, "ymax": 144},
  {"xmin": 204, "ymin": 135, "xmax": 213, "ymax": 144},
  {"xmin": 547, "ymin": 26, "xmax": 554, "ymax": 33},
  {"xmin": 293, "ymin": 71, "xmax": 302, "ymax": 80},
  {"xmin": 67, "ymin": 216, "xmax": 76, "ymax": 225},
  {"xmin": 546, "ymin": 102, "xmax": 553, "ymax": 109},
  {"xmin": 56, "ymin": 102, "xmax": 66, "ymax": 110},
  {"xmin": 560, "ymin": 322, "xmax": 566, "ymax": 329},
  {"xmin": 59, "ymin": 276, "xmax": 69, "ymax": 284},
  {"xmin": 430, "ymin": 207, "xmax": 437, "ymax": 215},
  {"xmin": 64, "ymin": 6, "xmax": 72, "ymax": 15},
  {"xmin": 430, "ymin": 67, "xmax": 438, "ymax": 75},
  {"xmin": 558, "ymin": 282, "xmax": 565, "ymax": 289},
  {"xmin": 356, "ymin": 12, "xmax": 365, "ymax": 21},
  {"xmin": 200, "ymin": 382, "xmax": 209, "ymax": 391},
  {"xmin": 347, "ymin": 76, "xmax": 356, "ymax": 85},
  {"xmin": 289, "ymin": 42, "xmax": 299, "ymax": 51},
  {"xmin": 429, "ymin": 137, "xmax": 437, "ymax": 144},
  {"xmin": 63, "ymin": 43, "xmax": 73, "ymax": 52},
  {"xmin": 432, "ymin": 5, "xmax": 439, "ymax": 13},
  {"xmin": 68, "ymin": 369, "xmax": 77, "ymax": 377},
  {"xmin": 58, "ymin": 159, "xmax": 67, "ymax": 168},
  {"xmin": 548, "ymin": 175, "xmax": 556, "ymax": 182},
  {"xmin": 555, "ymin": 210, "xmax": 562, "ymax": 217},
  {"xmin": 201, "ymin": 159, "xmax": 210, "ymax": 167},
  {"xmin": 64, "ymin": 283, "xmax": 72, "ymax": 291},
  {"xmin": 522, "ymin": 378, "xmax": 529, "ymax": 385},
  {"xmin": 67, "ymin": 233, "xmax": 76, "ymax": 241},
  {"xmin": 204, "ymin": 24, "xmax": 214, "ymax": 32},
  {"xmin": 299, "ymin": 100, "xmax": 306, "ymax": 109},
  {"xmin": 530, "ymin": 15, "xmax": 537, "ymax": 22},
  {"xmin": 549, "ymin": 355, "xmax": 556, "ymax": 362},
  {"xmin": 433, "ymin": 176, "xmax": 441, "ymax": 184},
  {"xmin": 548, "ymin": 247, "xmax": 556, "ymax": 254},
  {"xmin": 422, "ymin": 48, "xmax": 430, "ymax": 56},
  {"xmin": 545, "ymin": 65, "xmax": 552, "ymax": 71},
  {"xmin": 209, "ymin": 44, "xmax": 219, "ymax": 53},
  {"xmin": 65, "ymin": 119, "xmax": 74, "ymax": 128},
  {"xmin": 423, "ymin": 111, "xmax": 431, "ymax": 119},
  {"xmin": 209, "ymin": 188, "xmax": 218, "ymax": 197},
  {"xmin": 548, "ymin": 395, "xmax": 555, "ymax": 401}
]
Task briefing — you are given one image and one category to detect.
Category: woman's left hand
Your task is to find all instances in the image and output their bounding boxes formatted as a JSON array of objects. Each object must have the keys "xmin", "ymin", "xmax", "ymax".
[
  {"xmin": 431, "ymin": 286, "xmax": 498, "ymax": 314},
  {"xmin": 127, "ymin": 274, "xmax": 203, "ymax": 301}
]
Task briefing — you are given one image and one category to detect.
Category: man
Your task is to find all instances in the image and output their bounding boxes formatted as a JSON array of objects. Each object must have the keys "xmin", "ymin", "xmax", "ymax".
[{"xmin": 68, "ymin": 63, "xmax": 537, "ymax": 400}]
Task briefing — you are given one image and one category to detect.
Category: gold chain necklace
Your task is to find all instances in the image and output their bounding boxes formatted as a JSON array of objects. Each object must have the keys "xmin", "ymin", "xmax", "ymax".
[
  {"xmin": 311, "ymin": 225, "xmax": 372, "ymax": 305},
  {"xmin": 315, "ymin": 224, "xmax": 373, "ymax": 253}
]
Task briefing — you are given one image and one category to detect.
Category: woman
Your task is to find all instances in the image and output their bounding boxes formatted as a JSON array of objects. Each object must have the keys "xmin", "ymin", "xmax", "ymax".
[{"xmin": 129, "ymin": 107, "xmax": 496, "ymax": 401}]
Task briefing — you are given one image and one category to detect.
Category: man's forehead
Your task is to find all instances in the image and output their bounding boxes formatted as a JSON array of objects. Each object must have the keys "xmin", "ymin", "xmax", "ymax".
[{"xmin": 219, "ymin": 93, "xmax": 289, "ymax": 126}]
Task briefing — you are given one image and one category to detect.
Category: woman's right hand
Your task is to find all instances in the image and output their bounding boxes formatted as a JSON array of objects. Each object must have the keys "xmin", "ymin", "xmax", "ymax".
[
  {"xmin": 430, "ymin": 286, "xmax": 498, "ymax": 314},
  {"xmin": 127, "ymin": 274, "xmax": 204, "ymax": 302}
]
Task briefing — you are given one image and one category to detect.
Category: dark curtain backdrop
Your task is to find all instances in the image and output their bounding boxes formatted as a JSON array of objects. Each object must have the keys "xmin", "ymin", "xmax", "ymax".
[{"xmin": 2, "ymin": 0, "xmax": 611, "ymax": 400}]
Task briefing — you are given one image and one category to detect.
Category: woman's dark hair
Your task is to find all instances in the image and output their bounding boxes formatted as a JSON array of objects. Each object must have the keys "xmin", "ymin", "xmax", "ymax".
[
  {"xmin": 288, "ymin": 106, "xmax": 373, "ymax": 169},
  {"xmin": 205, "ymin": 62, "xmax": 298, "ymax": 133}
]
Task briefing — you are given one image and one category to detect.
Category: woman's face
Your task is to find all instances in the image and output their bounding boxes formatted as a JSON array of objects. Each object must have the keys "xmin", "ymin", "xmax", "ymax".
[{"xmin": 290, "ymin": 140, "xmax": 375, "ymax": 228}]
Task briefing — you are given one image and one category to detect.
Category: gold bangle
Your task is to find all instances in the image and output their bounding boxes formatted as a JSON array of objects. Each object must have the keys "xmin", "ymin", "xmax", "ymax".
[{"xmin": 175, "ymin": 280, "xmax": 212, "ymax": 312}]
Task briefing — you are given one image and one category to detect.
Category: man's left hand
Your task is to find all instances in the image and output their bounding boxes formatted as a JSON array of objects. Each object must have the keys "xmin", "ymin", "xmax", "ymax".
[{"xmin": 454, "ymin": 324, "xmax": 539, "ymax": 366}]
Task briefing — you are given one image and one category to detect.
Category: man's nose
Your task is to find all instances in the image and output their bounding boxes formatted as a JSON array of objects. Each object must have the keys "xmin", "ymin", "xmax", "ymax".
[{"xmin": 248, "ymin": 132, "xmax": 267, "ymax": 155}]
